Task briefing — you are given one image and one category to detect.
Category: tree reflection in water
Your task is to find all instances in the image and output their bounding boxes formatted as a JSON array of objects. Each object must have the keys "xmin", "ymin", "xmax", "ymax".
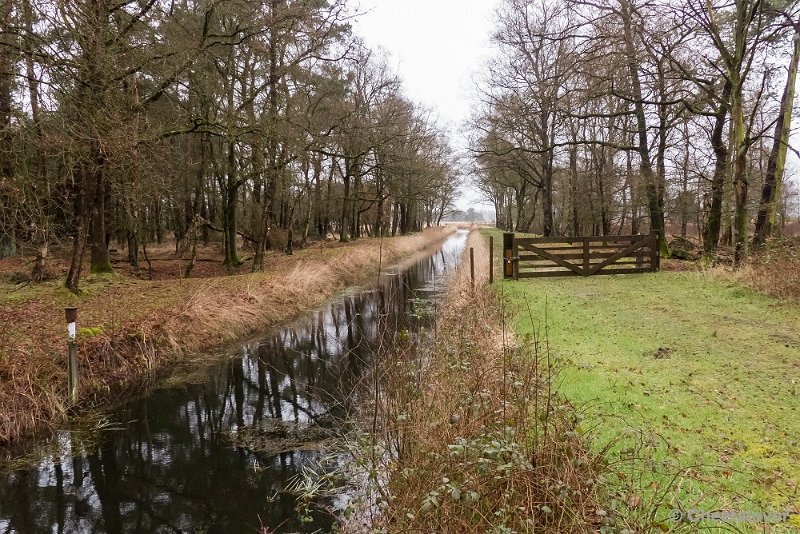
[{"xmin": 0, "ymin": 230, "xmax": 467, "ymax": 533}]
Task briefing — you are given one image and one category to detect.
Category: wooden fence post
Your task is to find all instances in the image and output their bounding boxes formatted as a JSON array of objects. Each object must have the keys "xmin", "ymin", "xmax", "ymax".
[
  {"xmin": 503, "ymin": 232, "xmax": 514, "ymax": 279},
  {"xmin": 489, "ymin": 236, "xmax": 494, "ymax": 284},
  {"xmin": 470, "ymin": 247, "xmax": 475, "ymax": 290}
]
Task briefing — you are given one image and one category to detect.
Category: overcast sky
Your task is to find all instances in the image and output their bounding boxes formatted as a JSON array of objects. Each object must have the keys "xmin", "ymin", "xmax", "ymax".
[
  {"xmin": 354, "ymin": 1, "xmax": 799, "ymax": 216},
  {"xmin": 353, "ymin": 0, "xmax": 499, "ymax": 211}
]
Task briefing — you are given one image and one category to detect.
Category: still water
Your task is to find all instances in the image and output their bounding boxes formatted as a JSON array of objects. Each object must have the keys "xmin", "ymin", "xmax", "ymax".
[{"xmin": 0, "ymin": 230, "xmax": 468, "ymax": 533}]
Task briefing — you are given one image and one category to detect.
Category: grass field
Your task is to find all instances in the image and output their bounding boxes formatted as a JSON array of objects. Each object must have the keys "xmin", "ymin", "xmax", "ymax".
[{"xmin": 485, "ymin": 229, "xmax": 800, "ymax": 531}]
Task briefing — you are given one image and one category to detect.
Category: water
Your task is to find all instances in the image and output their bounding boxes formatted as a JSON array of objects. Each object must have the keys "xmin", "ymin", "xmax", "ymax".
[{"xmin": 0, "ymin": 231, "xmax": 468, "ymax": 533}]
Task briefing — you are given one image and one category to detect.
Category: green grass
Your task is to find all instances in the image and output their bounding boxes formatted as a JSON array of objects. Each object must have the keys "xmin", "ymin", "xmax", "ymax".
[{"xmin": 483, "ymin": 229, "xmax": 800, "ymax": 531}]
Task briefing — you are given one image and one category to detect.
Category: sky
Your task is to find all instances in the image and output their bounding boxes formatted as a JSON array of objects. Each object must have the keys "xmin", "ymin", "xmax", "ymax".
[
  {"xmin": 353, "ymin": 0, "xmax": 500, "ymax": 212},
  {"xmin": 354, "ymin": 1, "xmax": 800, "ymax": 217}
]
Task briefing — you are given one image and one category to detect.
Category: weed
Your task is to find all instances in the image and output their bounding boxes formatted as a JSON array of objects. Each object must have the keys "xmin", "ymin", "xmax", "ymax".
[{"xmin": 720, "ymin": 236, "xmax": 800, "ymax": 302}]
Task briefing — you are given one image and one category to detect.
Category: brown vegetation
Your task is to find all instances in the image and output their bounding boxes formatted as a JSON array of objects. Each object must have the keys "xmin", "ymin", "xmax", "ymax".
[
  {"xmin": 0, "ymin": 228, "xmax": 453, "ymax": 449},
  {"xmin": 344, "ymin": 231, "xmax": 597, "ymax": 532},
  {"xmin": 659, "ymin": 233, "xmax": 800, "ymax": 302},
  {"xmin": 717, "ymin": 237, "xmax": 800, "ymax": 302}
]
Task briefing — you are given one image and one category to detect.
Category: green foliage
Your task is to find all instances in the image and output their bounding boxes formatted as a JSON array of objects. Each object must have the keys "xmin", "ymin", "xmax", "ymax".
[
  {"xmin": 78, "ymin": 326, "xmax": 103, "ymax": 337},
  {"xmin": 499, "ymin": 269, "xmax": 800, "ymax": 529}
]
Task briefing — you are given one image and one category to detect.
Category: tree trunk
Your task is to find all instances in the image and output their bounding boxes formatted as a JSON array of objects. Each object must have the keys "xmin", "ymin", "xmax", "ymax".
[
  {"xmin": 569, "ymin": 142, "xmax": 580, "ymax": 236},
  {"xmin": 23, "ymin": 0, "xmax": 49, "ymax": 278},
  {"xmin": 731, "ymin": 69, "xmax": 749, "ymax": 266},
  {"xmin": 340, "ymin": 163, "xmax": 351, "ymax": 242},
  {"xmin": 89, "ymin": 148, "xmax": 113, "ymax": 274},
  {"xmin": 66, "ymin": 171, "xmax": 89, "ymax": 293},
  {"xmin": 0, "ymin": 0, "xmax": 14, "ymax": 259},
  {"xmin": 680, "ymin": 122, "xmax": 691, "ymax": 238},
  {"xmin": 0, "ymin": 0, "xmax": 13, "ymax": 181},
  {"xmin": 223, "ymin": 187, "xmax": 240, "ymax": 267},
  {"xmin": 620, "ymin": 0, "xmax": 667, "ymax": 255},
  {"xmin": 222, "ymin": 140, "xmax": 241, "ymax": 268},
  {"xmin": 703, "ymin": 80, "xmax": 732, "ymax": 257},
  {"xmin": 754, "ymin": 28, "xmax": 799, "ymax": 247},
  {"xmin": 540, "ymin": 108, "xmax": 555, "ymax": 236}
]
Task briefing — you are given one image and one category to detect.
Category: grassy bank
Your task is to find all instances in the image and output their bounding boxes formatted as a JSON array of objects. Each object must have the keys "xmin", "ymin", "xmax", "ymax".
[
  {"xmin": 335, "ymin": 231, "xmax": 597, "ymax": 533},
  {"xmin": 485, "ymin": 228, "xmax": 800, "ymax": 531},
  {"xmin": 0, "ymin": 228, "xmax": 454, "ymax": 448}
]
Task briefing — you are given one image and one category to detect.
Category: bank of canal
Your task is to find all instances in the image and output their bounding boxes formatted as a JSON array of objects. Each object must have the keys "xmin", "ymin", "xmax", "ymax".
[{"xmin": 0, "ymin": 230, "xmax": 469, "ymax": 533}]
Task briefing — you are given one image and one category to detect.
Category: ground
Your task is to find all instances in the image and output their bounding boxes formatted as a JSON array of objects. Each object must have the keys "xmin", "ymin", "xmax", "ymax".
[
  {"xmin": 486, "ymin": 229, "xmax": 800, "ymax": 531},
  {"xmin": 0, "ymin": 228, "xmax": 454, "ymax": 446}
]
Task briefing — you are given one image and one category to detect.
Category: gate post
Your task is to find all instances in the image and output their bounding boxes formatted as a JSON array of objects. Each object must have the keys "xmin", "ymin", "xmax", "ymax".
[
  {"xmin": 651, "ymin": 232, "xmax": 661, "ymax": 272},
  {"xmin": 512, "ymin": 235, "xmax": 519, "ymax": 280},
  {"xmin": 503, "ymin": 232, "xmax": 514, "ymax": 279},
  {"xmin": 582, "ymin": 237, "xmax": 590, "ymax": 276}
]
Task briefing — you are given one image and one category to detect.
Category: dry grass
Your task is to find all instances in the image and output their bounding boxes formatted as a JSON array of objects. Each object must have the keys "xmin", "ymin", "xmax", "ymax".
[
  {"xmin": 700, "ymin": 236, "xmax": 800, "ymax": 302},
  {"xmin": 711, "ymin": 237, "xmax": 800, "ymax": 302},
  {"xmin": 0, "ymin": 228, "xmax": 454, "ymax": 449},
  {"xmin": 659, "ymin": 235, "xmax": 800, "ymax": 302},
  {"xmin": 341, "ymin": 232, "xmax": 598, "ymax": 533},
  {"xmin": 162, "ymin": 228, "xmax": 453, "ymax": 353}
]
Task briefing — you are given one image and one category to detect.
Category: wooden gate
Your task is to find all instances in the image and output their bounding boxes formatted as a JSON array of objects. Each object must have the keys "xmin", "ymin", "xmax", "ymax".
[{"xmin": 503, "ymin": 234, "xmax": 660, "ymax": 279}]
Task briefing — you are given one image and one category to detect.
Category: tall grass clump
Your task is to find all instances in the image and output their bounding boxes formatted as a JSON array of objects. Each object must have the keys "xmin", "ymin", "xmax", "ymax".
[
  {"xmin": 741, "ymin": 236, "xmax": 800, "ymax": 301},
  {"xmin": 369, "ymin": 290, "xmax": 597, "ymax": 532}
]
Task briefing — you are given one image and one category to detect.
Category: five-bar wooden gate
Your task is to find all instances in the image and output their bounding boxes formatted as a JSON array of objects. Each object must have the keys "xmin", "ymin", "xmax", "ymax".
[{"xmin": 503, "ymin": 233, "xmax": 660, "ymax": 279}]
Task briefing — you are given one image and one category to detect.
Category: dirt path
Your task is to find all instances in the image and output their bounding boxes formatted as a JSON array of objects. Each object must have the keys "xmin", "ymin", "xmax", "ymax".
[{"xmin": 0, "ymin": 228, "xmax": 455, "ymax": 446}]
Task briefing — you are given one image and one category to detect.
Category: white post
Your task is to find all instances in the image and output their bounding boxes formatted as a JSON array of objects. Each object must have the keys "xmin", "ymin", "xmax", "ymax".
[{"xmin": 65, "ymin": 307, "xmax": 78, "ymax": 404}]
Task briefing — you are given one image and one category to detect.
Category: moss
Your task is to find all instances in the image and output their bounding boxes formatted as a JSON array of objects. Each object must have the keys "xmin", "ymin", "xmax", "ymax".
[
  {"xmin": 0, "ymin": 280, "xmax": 57, "ymax": 305},
  {"xmin": 78, "ymin": 326, "xmax": 104, "ymax": 337},
  {"xmin": 90, "ymin": 259, "xmax": 114, "ymax": 274}
]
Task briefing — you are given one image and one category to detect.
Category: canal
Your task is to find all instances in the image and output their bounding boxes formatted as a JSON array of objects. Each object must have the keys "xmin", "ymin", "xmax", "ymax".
[{"xmin": 0, "ymin": 230, "xmax": 468, "ymax": 533}]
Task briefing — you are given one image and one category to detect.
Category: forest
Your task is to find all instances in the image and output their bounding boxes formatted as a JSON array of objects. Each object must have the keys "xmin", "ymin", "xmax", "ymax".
[
  {"xmin": 0, "ymin": 0, "xmax": 459, "ymax": 292},
  {"xmin": 1, "ymin": 0, "xmax": 798, "ymax": 291},
  {"xmin": 471, "ymin": 0, "xmax": 800, "ymax": 263},
  {"xmin": 1, "ymin": 1, "xmax": 799, "ymax": 531}
]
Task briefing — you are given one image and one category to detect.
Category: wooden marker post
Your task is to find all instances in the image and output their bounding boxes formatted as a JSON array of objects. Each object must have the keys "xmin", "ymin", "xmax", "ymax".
[
  {"xmin": 470, "ymin": 247, "xmax": 475, "ymax": 290},
  {"xmin": 489, "ymin": 236, "xmax": 494, "ymax": 284},
  {"xmin": 65, "ymin": 307, "xmax": 78, "ymax": 404}
]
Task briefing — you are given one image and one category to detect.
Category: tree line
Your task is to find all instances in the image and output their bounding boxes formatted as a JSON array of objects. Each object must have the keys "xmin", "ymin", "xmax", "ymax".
[
  {"xmin": 472, "ymin": 0, "xmax": 799, "ymax": 263},
  {"xmin": 0, "ymin": 0, "xmax": 459, "ymax": 291}
]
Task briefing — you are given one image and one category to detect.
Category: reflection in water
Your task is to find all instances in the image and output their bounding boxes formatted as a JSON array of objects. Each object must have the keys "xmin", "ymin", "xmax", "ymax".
[{"xmin": 0, "ymin": 230, "xmax": 468, "ymax": 533}]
